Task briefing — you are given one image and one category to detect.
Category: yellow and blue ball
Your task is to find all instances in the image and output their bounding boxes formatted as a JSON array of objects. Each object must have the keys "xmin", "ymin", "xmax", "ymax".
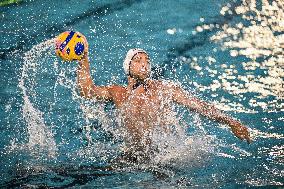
[{"xmin": 55, "ymin": 31, "xmax": 87, "ymax": 61}]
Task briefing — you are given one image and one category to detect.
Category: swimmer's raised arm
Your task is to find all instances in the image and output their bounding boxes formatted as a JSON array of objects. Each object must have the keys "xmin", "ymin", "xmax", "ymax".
[
  {"xmin": 77, "ymin": 52, "xmax": 112, "ymax": 101},
  {"xmin": 171, "ymin": 85, "xmax": 251, "ymax": 143}
]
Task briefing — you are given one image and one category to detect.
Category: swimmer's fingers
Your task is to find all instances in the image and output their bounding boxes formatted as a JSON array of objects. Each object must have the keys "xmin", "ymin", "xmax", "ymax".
[
  {"xmin": 244, "ymin": 130, "xmax": 252, "ymax": 144},
  {"xmin": 231, "ymin": 124, "xmax": 252, "ymax": 144},
  {"xmin": 81, "ymin": 35, "xmax": 89, "ymax": 56},
  {"xmin": 240, "ymin": 130, "xmax": 252, "ymax": 144}
]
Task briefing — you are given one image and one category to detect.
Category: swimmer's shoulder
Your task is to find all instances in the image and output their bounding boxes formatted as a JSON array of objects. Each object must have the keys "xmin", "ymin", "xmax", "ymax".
[
  {"xmin": 108, "ymin": 85, "xmax": 127, "ymax": 95},
  {"xmin": 107, "ymin": 85, "xmax": 128, "ymax": 103},
  {"xmin": 149, "ymin": 79, "xmax": 175, "ymax": 88},
  {"xmin": 148, "ymin": 79, "xmax": 163, "ymax": 87},
  {"xmin": 150, "ymin": 79, "xmax": 187, "ymax": 93}
]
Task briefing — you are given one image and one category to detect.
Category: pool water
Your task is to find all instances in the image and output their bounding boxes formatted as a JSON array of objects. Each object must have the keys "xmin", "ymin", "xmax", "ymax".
[{"xmin": 1, "ymin": 0, "xmax": 283, "ymax": 188}]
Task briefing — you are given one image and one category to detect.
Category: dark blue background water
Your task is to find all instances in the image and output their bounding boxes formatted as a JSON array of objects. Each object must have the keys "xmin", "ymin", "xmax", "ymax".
[{"xmin": 1, "ymin": 0, "xmax": 283, "ymax": 188}]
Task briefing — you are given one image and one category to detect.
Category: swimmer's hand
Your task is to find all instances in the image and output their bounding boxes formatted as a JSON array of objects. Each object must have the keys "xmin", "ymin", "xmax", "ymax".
[
  {"xmin": 229, "ymin": 121, "xmax": 252, "ymax": 144},
  {"xmin": 81, "ymin": 35, "xmax": 89, "ymax": 59}
]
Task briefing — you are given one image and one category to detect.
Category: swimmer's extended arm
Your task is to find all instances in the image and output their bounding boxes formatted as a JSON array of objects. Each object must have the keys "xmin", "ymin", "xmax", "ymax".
[
  {"xmin": 77, "ymin": 53, "xmax": 112, "ymax": 100},
  {"xmin": 172, "ymin": 86, "xmax": 251, "ymax": 143}
]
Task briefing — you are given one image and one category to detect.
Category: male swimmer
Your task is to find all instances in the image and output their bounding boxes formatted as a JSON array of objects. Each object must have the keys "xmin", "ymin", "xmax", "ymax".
[{"xmin": 77, "ymin": 47, "xmax": 251, "ymax": 160}]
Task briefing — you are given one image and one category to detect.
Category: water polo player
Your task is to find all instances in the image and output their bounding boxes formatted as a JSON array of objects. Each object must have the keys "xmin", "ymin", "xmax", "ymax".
[{"xmin": 76, "ymin": 46, "xmax": 251, "ymax": 151}]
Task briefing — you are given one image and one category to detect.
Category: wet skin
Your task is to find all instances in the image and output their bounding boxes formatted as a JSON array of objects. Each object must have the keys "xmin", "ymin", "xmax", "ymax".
[{"xmin": 77, "ymin": 49, "xmax": 252, "ymax": 147}]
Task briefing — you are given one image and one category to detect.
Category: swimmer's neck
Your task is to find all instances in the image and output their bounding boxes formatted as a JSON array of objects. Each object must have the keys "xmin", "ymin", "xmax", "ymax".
[{"xmin": 127, "ymin": 76, "xmax": 151, "ymax": 91}]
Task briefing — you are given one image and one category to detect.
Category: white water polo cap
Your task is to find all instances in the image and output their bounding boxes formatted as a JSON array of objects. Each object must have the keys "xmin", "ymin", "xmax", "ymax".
[{"xmin": 123, "ymin": 48, "xmax": 151, "ymax": 75}]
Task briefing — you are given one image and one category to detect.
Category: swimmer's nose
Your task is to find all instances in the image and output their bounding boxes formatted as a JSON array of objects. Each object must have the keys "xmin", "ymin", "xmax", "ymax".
[
  {"xmin": 142, "ymin": 61, "xmax": 149, "ymax": 67},
  {"xmin": 141, "ymin": 63, "xmax": 148, "ymax": 71}
]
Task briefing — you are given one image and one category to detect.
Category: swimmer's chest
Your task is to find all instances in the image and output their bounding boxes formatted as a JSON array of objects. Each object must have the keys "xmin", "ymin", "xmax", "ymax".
[{"xmin": 117, "ymin": 85, "xmax": 161, "ymax": 112}]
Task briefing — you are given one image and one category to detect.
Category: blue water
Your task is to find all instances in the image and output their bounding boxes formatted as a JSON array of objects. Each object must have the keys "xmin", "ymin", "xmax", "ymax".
[{"xmin": 1, "ymin": 0, "xmax": 283, "ymax": 188}]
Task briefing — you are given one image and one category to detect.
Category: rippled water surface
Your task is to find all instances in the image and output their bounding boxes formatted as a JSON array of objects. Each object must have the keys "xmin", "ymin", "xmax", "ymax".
[{"xmin": 1, "ymin": 0, "xmax": 283, "ymax": 188}]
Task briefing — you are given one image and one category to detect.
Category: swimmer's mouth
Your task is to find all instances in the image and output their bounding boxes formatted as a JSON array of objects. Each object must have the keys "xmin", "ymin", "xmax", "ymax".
[{"xmin": 140, "ymin": 68, "xmax": 149, "ymax": 73}]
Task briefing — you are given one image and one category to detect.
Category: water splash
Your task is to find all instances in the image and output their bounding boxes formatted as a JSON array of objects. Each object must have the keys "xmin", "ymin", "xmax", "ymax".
[{"xmin": 17, "ymin": 39, "xmax": 58, "ymax": 158}]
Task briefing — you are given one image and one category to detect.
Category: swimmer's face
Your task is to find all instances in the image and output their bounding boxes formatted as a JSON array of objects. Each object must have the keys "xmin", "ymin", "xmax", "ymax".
[{"xmin": 129, "ymin": 52, "xmax": 151, "ymax": 80}]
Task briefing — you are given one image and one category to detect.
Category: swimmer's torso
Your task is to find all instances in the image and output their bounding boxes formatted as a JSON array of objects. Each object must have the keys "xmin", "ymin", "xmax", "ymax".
[{"xmin": 110, "ymin": 80, "xmax": 176, "ymax": 142}]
